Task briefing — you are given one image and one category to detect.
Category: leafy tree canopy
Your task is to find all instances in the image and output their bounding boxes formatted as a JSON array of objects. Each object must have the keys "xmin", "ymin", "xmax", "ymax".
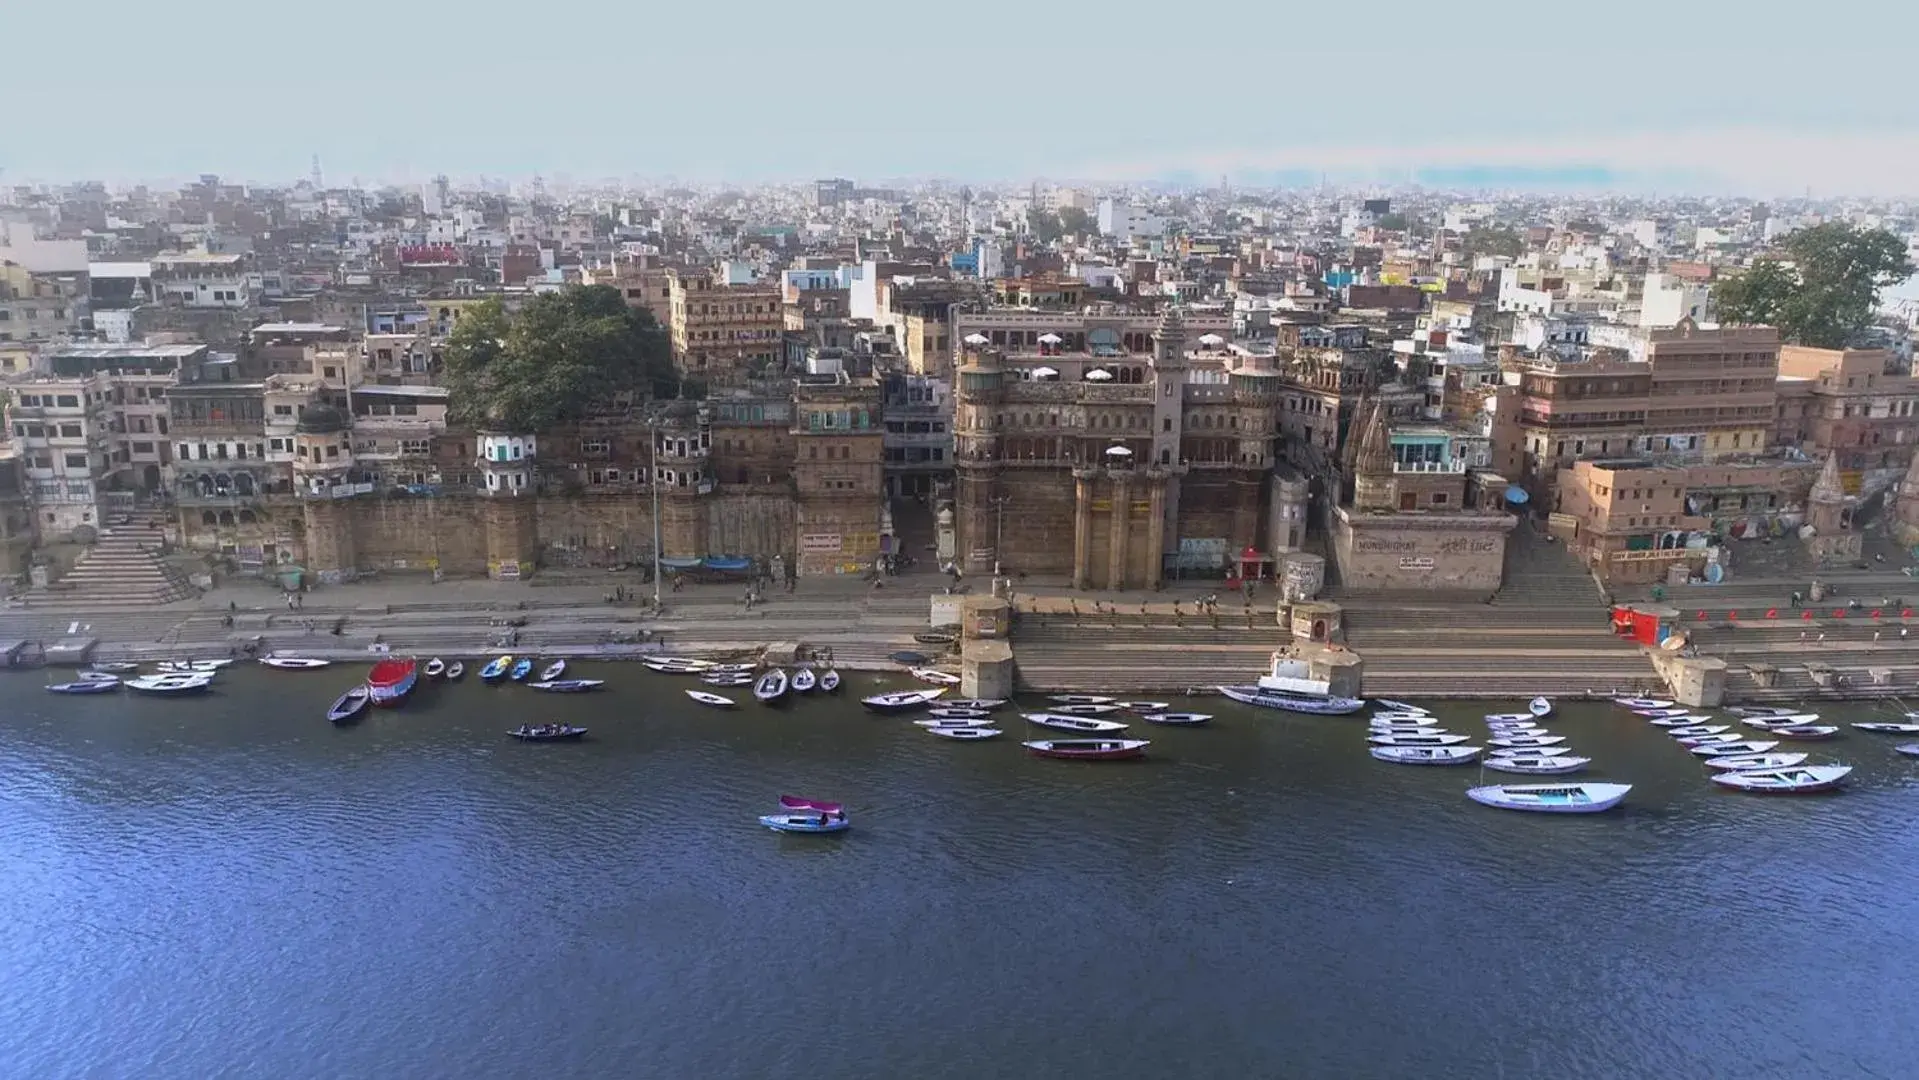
[
  {"xmin": 1461, "ymin": 226, "xmax": 1524, "ymax": 259},
  {"xmin": 442, "ymin": 284, "xmax": 677, "ymax": 432},
  {"xmin": 1715, "ymin": 222, "xmax": 1915, "ymax": 348},
  {"xmin": 1058, "ymin": 206, "xmax": 1094, "ymax": 236},
  {"xmin": 1028, "ymin": 209, "xmax": 1063, "ymax": 243}
]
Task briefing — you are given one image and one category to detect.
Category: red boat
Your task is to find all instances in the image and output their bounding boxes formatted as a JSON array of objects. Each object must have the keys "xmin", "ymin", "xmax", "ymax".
[
  {"xmin": 1022, "ymin": 738, "xmax": 1150, "ymax": 761},
  {"xmin": 365, "ymin": 657, "xmax": 419, "ymax": 708}
]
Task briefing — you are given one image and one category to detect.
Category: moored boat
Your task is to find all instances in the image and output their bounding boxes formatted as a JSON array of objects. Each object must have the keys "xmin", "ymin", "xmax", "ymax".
[
  {"xmin": 125, "ymin": 673, "xmax": 215, "ymax": 695},
  {"xmin": 480, "ymin": 655, "xmax": 513, "ymax": 682},
  {"xmin": 1488, "ymin": 745, "xmax": 1572, "ymax": 758},
  {"xmin": 642, "ymin": 657, "xmax": 713, "ymax": 674},
  {"xmin": 446, "ymin": 661, "xmax": 465, "ymax": 681},
  {"xmin": 86, "ymin": 661, "xmax": 140, "ymax": 673},
  {"xmin": 1853, "ymin": 722, "xmax": 1919, "ymax": 734},
  {"xmin": 1049, "ymin": 694, "xmax": 1116, "ymax": 705},
  {"xmin": 424, "ymin": 657, "xmax": 446, "ymax": 679},
  {"xmin": 1486, "ymin": 720, "xmax": 1542, "ymax": 732},
  {"xmin": 1371, "ymin": 715, "xmax": 1439, "ymax": 728},
  {"xmin": 258, "ymin": 656, "xmax": 331, "ymax": 671},
  {"xmin": 925, "ymin": 708, "xmax": 992, "ymax": 720},
  {"xmin": 1374, "ymin": 699, "xmax": 1428, "ymax": 714},
  {"xmin": 1142, "ymin": 712, "xmax": 1212, "ymax": 726},
  {"xmin": 1022, "ymin": 738, "xmax": 1150, "ymax": 761},
  {"xmin": 1369, "ymin": 744, "xmax": 1481, "ymax": 766},
  {"xmin": 1528, "ymin": 696, "xmax": 1554, "ymax": 718},
  {"xmin": 927, "ymin": 726, "xmax": 1001, "ymax": 741},
  {"xmin": 157, "ymin": 659, "xmax": 233, "ymax": 673},
  {"xmin": 1727, "ymin": 706, "xmax": 1801, "ymax": 718},
  {"xmin": 1770, "ymin": 724, "xmax": 1840, "ymax": 740},
  {"xmin": 753, "ymin": 668, "xmax": 790, "ymax": 704},
  {"xmin": 1703, "ymin": 752, "xmax": 1809, "ymax": 772},
  {"xmin": 1367, "ymin": 732, "xmax": 1471, "ymax": 747},
  {"xmin": 327, "ymin": 685, "xmax": 371, "ymax": 724},
  {"xmin": 1688, "ymin": 740, "xmax": 1780, "ymax": 757},
  {"xmin": 1484, "ymin": 713, "xmax": 1539, "ymax": 724},
  {"xmin": 909, "ymin": 668, "xmax": 961, "ymax": 686},
  {"xmin": 1896, "ymin": 743, "xmax": 1919, "ymax": 757},
  {"xmin": 790, "ymin": 667, "xmax": 817, "ymax": 693},
  {"xmin": 1635, "ymin": 707, "xmax": 1694, "ymax": 719},
  {"xmin": 1371, "ymin": 711, "xmax": 1436, "ymax": 723},
  {"xmin": 539, "ymin": 660, "xmax": 567, "ymax": 682},
  {"xmin": 819, "ymin": 669, "xmax": 841, "ymax": 693},
  {"xmin": 1487, "ymin": 734, "xmax": 1566, "ymax": 749},
  {"xmin": 701, "ymin": 673, "xmax": 754, "ymax": 687},
  {"xmin": 861, "ymin": 688, "xmax": 946, "ymax": 713},
  {"xmin": 1467, "ymin": 782, "xmax": 1631, "ymax": 813},
  {"xmin": 366, "ymin": 658, "xmax": 419, "ymax": 707},
  {"xmin": 46, "ymin": 679, "xmax": 120, "ymax": 694},
  {"xmin": 1048, "ymin": 703, "xmax": 1123, "ymax": 716},
  {"xmin": 1482, "ymin": 754, "xmax": 1590, "ymax": 776},
  {"xmin": 1676, "ymin": 733, "xmax": 1742, "ymax": 746},
  {"xmin": 1741, "ymin": 713, "xmax": 1821, "ymax": 730},
  {"xmin": 1116, "ymin": 701, "xmax": 1170, "ymax": 712},
  {"xmin": 685, "ymin": 689, "xmax": 736, "ymax": 709},
  {"xmin": 1023, "ymin": 712, "xmax": 1129, "ymax": 734},
  {"xmin": 508, "ymin": 723, "xmax": 588, "ymax": 742},
  {"xmin": 1613, "ymin": 697, "xmax": 1673, "ymax": 709},
  {"xmin": 527, "ymin": 679, "xmax": 605, "ymax": 693},
  {"xmin": 914, "ymin": 717, "xmax": 995, "ymax": 728},
  {"xmin": 1666, "ymin": 725, "xmax": 1730, "ymax": 738},
  {"xmin": 508, "ymin": 658, "xmax": 533, "ymax": 682},
  {"xmin": 1217, "ymin": 685, "xmax": 1366, "ymax": 715},
  {"xmin": 1709, "ymin": 764, "xmax": 1850, "ymax": 793},
  {"xmin": 77, "ymin": 670, "xmax": 125, "ymax": 683},
  {"xmin": 1372, "ymin": 721, "xmax": 1448, "ymax": 733},
  {"xmin": 941, "ymin": 699, "xmax": 1005, "ymax": 711},
  {"xmin": 1648, "ymin": 714, "xmax": 1718, "ymax": 727}
]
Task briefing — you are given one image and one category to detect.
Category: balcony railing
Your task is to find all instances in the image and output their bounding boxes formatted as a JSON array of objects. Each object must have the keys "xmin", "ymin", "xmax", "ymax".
[{"xmin": 1393, "ymin": 458, "xmax": 1468, "ymax": 474}]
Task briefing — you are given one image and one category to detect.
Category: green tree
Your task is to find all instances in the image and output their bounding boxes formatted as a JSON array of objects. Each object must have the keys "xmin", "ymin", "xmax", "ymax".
[
  {"xmin": 442, "ymin": 285, "xmax": 676, "ymax": 432},
  {"xmin": 1716, "ymin": 222, "xmax": 1915, "ymax": 348},
  {"xmin": 1028, "ymin": 209, "xmax": 1063, "ymax": 243},
  {"xmin": 1461, "ymin": 226, "xmax": 1523, "ymax": 259},
  {"xmin": 1058, "ymin": 206, "xmax": 1094, "ymax": 236}
]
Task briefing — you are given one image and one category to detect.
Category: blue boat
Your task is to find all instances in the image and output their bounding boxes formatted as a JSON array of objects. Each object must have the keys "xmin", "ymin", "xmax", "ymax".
[
  {"xmin": 480, "ymin": 655, "xmax": 512, "ymax": 682},
  {"xmin": 47, "ymin": 679, "xmax": 120, "ymax": 694},
  {"xmin": 527, "ymin": 679, "xmax": 605, "ymax": 693},
  {"xmin": 509, "ymin": 658, "xmax": 534, "ymax": 682},
  {"xmin": 1216, "ymin": 685, "xmax": 1365, "ymax": 715}
]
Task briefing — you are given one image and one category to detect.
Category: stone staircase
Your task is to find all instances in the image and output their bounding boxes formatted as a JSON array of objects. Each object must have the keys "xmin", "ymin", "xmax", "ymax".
[{"xmin": 18, "ymin": 511, "xmax": 197, "ymax": 610}]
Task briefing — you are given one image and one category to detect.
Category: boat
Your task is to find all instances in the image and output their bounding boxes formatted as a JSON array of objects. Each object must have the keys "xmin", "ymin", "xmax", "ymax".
[
  {"xmin": 87, "ymin": 661, "xmax": 140, "ymax": 673},
  {"xmin": 1022, "ymin": 738, "xmax": 1150, "ymax": 761},
  {"xmin": 1769, "ymin": 725, "xmax": 1840, "ymax": 740},
  {"xmin": 1369, "ymin": 745, "xmax": 1481, "ymax": 766},
  {"xmin": 366, "ymin": 658, "xmax": 419, "ymax": 707},
  {"xmin": 1704, "ymin": 752, "xmax": 1810, "ymax": 772},
  {"xmin": 1142, "ymin": 712, "xmax": 1212, "ymax": 726},
  {"xmin": 1852, "ymin": 722, "xmax": 1919, "ymax": 734},
  {"xmin": 1666, "ymin": 725, "xmax": 1731, "ymax": 738},
  {"xmin": 1116, "ymin": 701, "xmax": 1170, "ymax": 712},
  {"xmin": 1047, "ymin": 703, "xmax": 1123, "ymax": 716},
  {"xmin": 1024, "ymin": 712, "xmax": 1130, "ymax": 734},
  {"xmin": 1482, "ymin": 754, "xmax": 1591, "ymax": 775},
  {"xmin": 539, "ymin": 660, "xmax": 567, "ymax": 682},
  {"xmin": 819, "ymin": 669, "xmax": 841, "ymax": 693},
  {"xmin": 77, "ymin": 671, "xmax": 124, "ymax": 682},
  {"xmin": 1372, "ymin": 721, "xmax": 1449, "ymax": 734},
  {"xmin": 701, "ymin": 674, "xmax": 754, "ymax": 687},
  {"xmin": 480, "ymin": 656, "xmax": 513, "ymax": 682},
  {"xmin": 125, "ymin": 673, "xmax": 215, "ymax": 696},
  {"xmin": 913, "ymin": 630, "xmax": 958, "ymax": 646},
  {"xmin": 1488, "ymin": 745, "xmax": 1572, "ymax": 758},
  {"xmin": 1676, "ymin": 733, "xmax": 1743, "ymax": 746},
  {"xmin": 1613, "ymin": 697, "xmax": 1673, "ymax": 710},
  {"xmin": 925, "ymin": 708, "xmax": 993, "ymax": 720},
  {"xmin": 1689, "ymin": 740, "xmax": 1781, "ymax": 757},
  {"xmin": 914, "ymin": 717, "xmax": 995, "ymax": 728},
  {"xmin": 790, "ymin": 667, "xmax": 817, "ymax": 693},
  {"xmin": 446, "ymin": 661, "xmax": 465, "ymax": 681},
  {"xmin": 1635, "ymin": 707, "xmax": 1695, "ymax": 719},
  {"xmin": 527, "ymin": 679, "xmax": 605, "ymax": 693},
  {"xmin": 1709, "ymin": 765, "xmax": 1851, "ymax": 793},
  {"xmin": 1486, "ymin": 720, "xmax": 1542, "ymax": 732},
  {"xmin": 928, "ymin": 726, "xmax": 1002, "ymax": 741},
  {"xmin": 1896, "ymin": 744, "xmax": 1919, "ymax": 757},
  {"xmin": 685, "ymin": 689, "xmax": 737, "ymax": 709},
  {"xmin": 46, "ymin": 679, "xmax": 119, "ymax": 694},
  {"xmin": 1484, "ymin": 713, "xmax": 1540, "ymax": 724},
  {"xmin": 1487, "ymin": 734, "xmax": 1566, "ymax": 749},
  {"xmin": 1528, "ymin": 697, "xmax": 1554, "ymax": 718},
  {"xmin": 760, "ymin": 796, "xmax": 849, "ymax": 833},
  {"xmin": 1467, "ymin": 782, "xmax": 1632, "ymax": 813},
  {"xmin": 1049, "ymin": 694, "xmax": 1116, "ymax": 705},
  {"xmin": 910, "ymin": 668, "xmax": 961, "ymax": 686},
  {"xmin": 327, "ymin": 685, "xmax": 371, "ymax": 724},
  {"xmin": 508, "ymin": 723, "xmax": 588, "ymax": 742},
  {"xmin": 941, "ymin": 699, "xmax": 1006, "ymax": 710},
  {"xmin": 1647, "ymin": 714, "xmax": 1718, "ymax": 727},
  {"xmin": 157, "ymin": 659, "xmax": 233, "ymax": 673},
  {"xmin": 1727, "ymin": 706, "xmax": 1801, "ymax": 718},
  {"xmin": 753, "ymin": 668, "xmax": 790, "ymax": 704},
  {"xmin": 861, "ymin": 688, "xmax": 946, "ymax": 714},
  {"xmin": 1742, "ymin": 713, "xmax": 1823, "ymax": 730},
  {"xmin": 508, "ymin": 659, "xmax": 533, "ymax": 682},
  {"xmin": 258, "ymin": 656, "xmax": 331, "ymax": 671},
  {"xmin": 424, "ymin": 658, "xmax": 446, "ymax": 679},
  {"xmin": 1370, "ymin": 715, "xmax": 1439, "ymax": 728},
  {"xmin": 1216, "ymin": 686, "xmax": 1366, "ymax": 715},
  {"xmin": 1372, "ymin": 711, "xmax": 1436, "ymax": 723},
  {"xmin": 1374, "ymin": 699, "xmax": 1428, "ymax": 714},
  {"xmin": 1367, "ymin": 732, "xmax": 1471, "ymax": 747},
  {"xmin": 642, "ymin": 657, "xmax": 713, "ymax": 674}
]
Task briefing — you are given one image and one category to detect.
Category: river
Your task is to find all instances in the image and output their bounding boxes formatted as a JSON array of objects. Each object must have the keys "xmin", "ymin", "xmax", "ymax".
[{"xmin": 3, "ymin": 665, "xmax": 1917, "ymax": 1079}]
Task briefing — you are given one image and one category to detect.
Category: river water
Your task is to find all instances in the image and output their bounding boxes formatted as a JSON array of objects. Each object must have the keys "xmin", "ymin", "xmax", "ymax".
[{"xmin": 4, "ymin": 665, "xmax": 1917, "ymax": 1079}]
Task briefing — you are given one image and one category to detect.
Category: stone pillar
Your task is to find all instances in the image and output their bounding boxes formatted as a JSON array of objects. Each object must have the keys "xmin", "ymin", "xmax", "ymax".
[
  {"xmin": 1145, "ymin": 475, "xmax": 1167, "ymax": 590},
  {"xmin": 1107, "ymin": 474, "xmax": 1131, "ymax": 591},
  {"xmin": 301, "ymin": 499, "xmax": 359, "ymax": 584},
  {"xmin": 1072, "ymin": 470, "xmax": 1093, "ymax": 590}
]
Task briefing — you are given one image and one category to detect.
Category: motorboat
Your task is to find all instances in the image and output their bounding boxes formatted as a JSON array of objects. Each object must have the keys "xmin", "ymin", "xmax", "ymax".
[
  {"xmin": 1048, "ymin": 703, "xmax": 1123, "ymax": 716},
  {"xmin": 1648, "ymin": 714, "xmax": 1718, "ymax": 727},
  {"xmin": 1374, "ymin": 699, "xmax": 1428, "ymax": 714},
  {"xmin": 819, "ymin": 670, "xmax": 841, "ymax": 693},
  {"xmin": 1487, "ymin": 734, "xmax": 1566, "ymax": 749},
  {"xmin": 753, "ymin": 668, "xmax": 790, "ymax": 704},
  {"xmin": 1022, "ymin": 738, "xmax": 1150, "ymax": 761},
  {"xmin": 1216, "ymin": 686, "xmax": 1366, "ymax": 715},
  {"xmin": 1467, "ymin": 782, "xmax": 1632, "ymax": 813},
  {"xmin": 1852, "ymin": 722, "xmax": 1919, "ymax": 734},
  {"xmin": 910, "ymin": 668, "xmax": 961, "ymax": 686},
  {"xmin": 1769, "ymin": 725, "xmax": 1840, "ymax": 740},
  {"xmin": 1142, "ymin": 712, "xmax": 1212, "ymax": 726},
  {"xmin": 508, "ymin": 724, "xmax": 588, "ymax": 742},
  {"xmin": 1676, "ymin": 733, "xmax": 1743, "ymax": 747},
  {"xmin": 366, "ymin": 658, "xmax": 419, "ymax": 707},
  {"xmin": 527, "ymin": 679, "xmax": 605, "ymax": 693},
  {"xmin": 46, "ymin": 679, "xmax": 120, "ymax": 694},
  {"xmin": 327, "ymin": 686, "xmax": 371, "ymax": 724},
  {"xmin": 685, "ymin": 689, "xmax": 737, "ymax": 709},
  {"xmin": 1487, "ymin": 745, "xmax": 1573, "ymax": 758},
  {"xmin": 1049, "ymin": 694, "xmax": 1117, "ymax": 706},
  {"xmin": 1703, "ymin": 752, "xmax": 1809, "ymax": 772},
  {"xmin": 539, "ymin": 660, "xmax": 567, "ymax": 682},
  {"xmin": 924, "ymin": 708, "xmax": 993, "ymax": 720},
  {"xmin": 125, "ymin": 673, "xmax": 215, "ymax": 696},
  {"xmin": 761, "ymin": 797, "xmax": 850, "ymax": 833},
  {"xmin": 157, "ymin": 659, "xmax": 233, "ymax": 673},
  {"xmin": 258, "ymin": 656, "xmax": 331, "ymax": 671},
  {"xmin": 1369, "ymin": 745, "xmax": 1481, "ymax": 766},
  {"xmin": 1666, "ymin": 725, "xmax": 1731, "ymax": 738},
  {"xmin": 424, "ymin": 658, "xmax": 446, "ymax": 679},
  {"xmin": 1024, "ymin": 713, "xmax": 1130, "ymax": 734},
  {"xmin": 1688, "ymin": 740, "xmax": 1781, "ymax": 757},
  {"xmin": 1614, "ymin": 698, "xmax": 1673, "ymax": 710},
  {"xmin": 1482, "ymin": 754, "xmax": 1591, "ymax": 776},
  {"xmin": 941, "ymin": 699, "xmax": 1005, "ymax": 711},
  {"xmin": 508, "ymin": 659, "xmax": 534, "ymax": 682},
  {"xmin": 446, "ymin": 661, "xmax": 466, "ymax": 681},
  {"xmin": 1367, "ymin": 732, "xmax": 1471, "ymax": 747},
  {"xmin": 481, "ymin": 656, "xmax": 513, "ymax": 682},
  {"xmin": 1709, "ymin": 765, "xmax": 1851, "ymax": 793},
  {"xmin": 861, "ymin": 688, "xmax": 947, "ymax": 714},
  {"xmin": 927, "ymin": 726, "xmax": 1001, "ymax": 741},
  {"xmin": 1528, "ymin": 697, "xmax": 1554, "ymax": 718},
  {"xmin": 790, "ymin": 668, "xmax": 817, "ymax": 693},
  {"xmin": 1117, "ymin": 701, "xmax": 1170, "ymax": 712}
]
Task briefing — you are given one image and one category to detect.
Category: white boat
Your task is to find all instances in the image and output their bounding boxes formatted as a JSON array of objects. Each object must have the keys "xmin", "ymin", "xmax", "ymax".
[
  {"xmin": 1049, "ymin": 694, "xmax": 1116, "ymax": 706},
  {"xmin": 861, "ymin": 688, "xmax": 947, "ymax": 714},
  {"xmin": 87, "ymin": 662, "xmax": 140, "ymax": 673},
  {"xmin": 701, "ymin": 674, "xmax": 754, "ymax": 687},
  {"xmin": 1482, "ymin": 754, "xmax": 1591, "ymax": 775},
  {"xmin": 753, "ymin": 668, "xmax": 790, "ymax": 705},
  {"xmin": 527, "ymin": 679, "xmax": 605, "ymax": 693},
  {"xmin": 643, "ymin": 657, "xmax": 712, "ymax": 673},
  {"xmin": 1116, "ymin": 701, "xmax": 1170, "ymax": 712},
  {"xmin": 914, "ymin": 717, "xmax": 995, "ymax": 729},
  {"xmin": 790, "ymin": 668, "xmax": 817, "ymax": 693},
  {"xmin": 1727, "ymin": 706, "xmax": 1802, "ymax": 718},
  {"xmin": 1528, "ymin": 697, "xmax": 1554, "ymax": 718},
  {"xmin": 1486, "ymin": 721, "xmax": 1542, "ymax": 733},
  {"xmin": 258, "ymin": 656, "xmax": 331, "ymax": 671},
  {"xmin": 1484, "ymin": 713, "xmax": 1539, "ymax": 724},
  {"xmin": 685, "ymin": 689, "xmax": 736, "ymax": 709},
  {"xmin": 1369, "ymin": 715, "xmax": 1438, "ymax": 727},
  {"xmin": 424, "ymin": 658, "xmax": 446, "ymax": 679},
  {"xmin": 819, "ymin": 670, "xmax": 841, "ymax": 693},
  {"xmin": 1896, "ymin": 744, "xmax": 1919, "ymax": 757},
  {"xmin": 1371, "ymin": 711, "xmax": 1435, "ymax": 723},
  {"xmin": 1648, "ymin": 714, "xmax": 1718, "ymax": 727},
  {"xmin": 1853, "ymin": 722, "xmax": 1919, "ymax": 734},
  {"xmin": 76, "ymin": 670, "xmax": 123, "ymax": 682},
  {"xmin": 1488, "ymin": 745, "xmax": 1572, "ymax": 758},
  {"xmin": 1023, "ymin": 712, "xmax": 1130, "ymax": 734},
  {"xmin": 1742, "ymin": 713, "xmax": 1823, "ymax": 730},
  {"xmin": 927, "ymin": 726, "xmax": 1001, "ymax": 741},
  {"xmin": 1372, "ymin": 723, "xmax": 1448, "ymax": 735},
  {"xmin": 1613, "ymin": 698, "xmax": 1673, "ymax": 710},
  {"xmin": 1703, "ymin": 752, "xmax": 1809, "ymax": 772},
  {"xmin": 1369, "ymin": 744, "xmax": 1481, "ymax": 766},
  {"xmin": 1770, "ymin": 725, "xmax": 1840, "ymax": 740},
  {"xmin": 125, "ymin": 673, "xmax": 216, "ymax": 695},
  {"xmin": 910, "ymin": 668, "xmax": 961, "ymax": 686},
  {"xmin": 942, "ymin": 699, "xmax": 1006, "ymax": 710},
  {"xmin": 1635, "ymin": 707, "xmax": 1694, "ymax": 719},
  {"xmin": 925, "ymin": 708, "xmax": 993, "ymax": 721},
  {"xmin": 539, "ymin": 660, "xmax": 567, "ymax": 682},
  {"xmin": 1676, "ymin": 733, "xmax": 1742, "ymax": 746},
  {"xmin": 1487, "ymin": 734, "xmax": 1566, "ymax": 749},
  {"xmin": 1709, "ymin": 765, "xmax": 1851, "ymax": 793},
  {"xmin": 1049, "ymin": 703, "xmax": 1124, "ymax": 716},
  {"xmin": 157, "ymin": 659, "xmax": 232, "ymax": 673},
  {"xmin": 706, "ymin": 663, "xmax": 757, "ymax": 674},
  {"xmin": 1374, "ymin": 699, "xmax": 1429, "ymax": 714},
  {"xmin": 1467, "ymin": 782, "xmax": 1631, "ymax": 813},
  {"xmin": 1367, "ymin": 732, "xmax": 1470, "ymax": 747},
  {"xmin": 1142, "ymin": 712, "xmax": 1212, "ymax": 726},
  {"xmin": 1665, "ymin": 725, "xmax": 1730, "ymax": 738},
  {"xmin": 1689, "ymin": 740, "xmax": 1781, "ymax": 757}
]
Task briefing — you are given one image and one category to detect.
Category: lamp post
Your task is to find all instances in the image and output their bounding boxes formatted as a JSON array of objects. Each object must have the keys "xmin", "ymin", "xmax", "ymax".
[
  {"xmin": 991, "ymin": 493, "xmax": 1011, "ymax": 577},
  {"xmin": 649, "ymin": 411, "xmax": 663, "ymax": 608}
]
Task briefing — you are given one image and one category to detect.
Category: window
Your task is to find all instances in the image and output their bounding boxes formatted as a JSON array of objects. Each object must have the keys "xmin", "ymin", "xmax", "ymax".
[
  {"xmin": 58, "ymin": 424, "xmax": 81, "ymax": 438},
  {"xmin": 55, "ymin": 395, "xmax": 78, "ymax": 408},
  {"xmin": 326, "ymin": 445, "xmax": 339, "ymax": 459},
  {"xmin": 64, "ymin": 453, "xmax": 88, "ymax": 468},
  {"xmin": 273, "ymin": 405, "xmax": 293, "ymax": 416},
  {"xmin": 132, "ymin": 442, "xmax": 154, "ymax": 454},
  {"xmin": 401, "ymin": 439, "xmax": 430, "ymax": 456},
  {"xmin": 580, "ymin": 439, "xmax": 609, "ymax": 456}
]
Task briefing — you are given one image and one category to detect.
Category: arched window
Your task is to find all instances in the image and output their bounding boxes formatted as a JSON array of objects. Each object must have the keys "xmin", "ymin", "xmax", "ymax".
[
  {"xmin": 200, "ymin": 511, "xmax": 217, "ymax": 526},
  {"xmin": 235, "ymin": 473, "xmax": 256, "ymax": 496},
  {"xmin": 218, "ymin": 511, "xmax": 235, "ymax": 526},
  {"xmin": 238, "ymin": 510, "xmax": 257, "ymax": 524},
  {"xmin": 198, "ymin": 475, "xmax": 215, "ymax": 496}
]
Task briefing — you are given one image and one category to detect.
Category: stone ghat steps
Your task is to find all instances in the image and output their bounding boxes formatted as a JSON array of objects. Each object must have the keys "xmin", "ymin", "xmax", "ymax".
[
  {"xmin": 19, "ymin": 524, "xmax": 197, "ymax": 608},
  {"xmin": 1340, "ymin": 604, "xmax": 1614, "ymax": 632}
]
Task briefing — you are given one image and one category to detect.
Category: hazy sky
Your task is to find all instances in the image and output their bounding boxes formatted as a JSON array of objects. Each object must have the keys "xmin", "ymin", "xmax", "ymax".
[{"xmin": 8, "ymin": 1, "xmax": 1917, "ymax": 195}]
